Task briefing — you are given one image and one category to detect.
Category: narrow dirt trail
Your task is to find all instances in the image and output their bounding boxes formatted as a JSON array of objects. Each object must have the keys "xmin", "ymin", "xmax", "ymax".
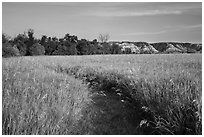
[{"xmin": 77, "ymin": 90, "xmax": 142, "ymax": 134}]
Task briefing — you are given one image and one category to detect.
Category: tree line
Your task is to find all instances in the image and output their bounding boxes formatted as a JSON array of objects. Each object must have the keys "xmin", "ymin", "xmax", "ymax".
[
  {"xmin": 3, "ymin": 29, "xmax": 201, "ymax": 57},
  {"xmin": 2, "ymin": 29, "xmax": 122, "ymax": 57}
]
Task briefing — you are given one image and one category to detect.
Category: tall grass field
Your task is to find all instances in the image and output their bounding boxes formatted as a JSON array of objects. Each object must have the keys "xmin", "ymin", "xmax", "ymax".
[{"xmin": 2, "ymin": 54, "xmax": 202, "ymax": 135}]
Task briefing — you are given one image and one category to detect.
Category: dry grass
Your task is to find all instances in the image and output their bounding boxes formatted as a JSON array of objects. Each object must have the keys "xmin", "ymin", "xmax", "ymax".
[
  {"xmin": 2, "ymin": 57, "xmax": 91, "ymax": 134},
  {"xmin": 2, "ymin": 54, "xmax": 202, "ymax": 134}
]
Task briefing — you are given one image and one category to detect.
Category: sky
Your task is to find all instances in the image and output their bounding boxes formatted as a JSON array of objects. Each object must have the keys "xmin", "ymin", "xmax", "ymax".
[{"xmin": 2, "ymin": 2, "xmax": 202, "ymax": 43}]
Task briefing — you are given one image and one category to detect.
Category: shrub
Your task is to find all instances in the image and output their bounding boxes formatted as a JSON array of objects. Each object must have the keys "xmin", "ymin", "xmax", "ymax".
[
  {"xmin": 2, "ymin": 43, "xmax": 20, "ymax": 57},
  {"xmin": 16, "ymin": 42, "xmax": 27, "ymax": 56},
  {"xmin": 29, "ymin": 43, "xmax": 45, "ymax": 56}
]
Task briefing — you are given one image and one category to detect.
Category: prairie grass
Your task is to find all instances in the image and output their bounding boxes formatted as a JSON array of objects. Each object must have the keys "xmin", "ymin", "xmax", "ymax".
[
  {"xmin": 2, "ymin": 57, "xmax": 91, "ymax": 134},
  {"xmin": 2, "ymin": 54, "xmax": 202, "ymax": 134},
  {"xmin": 54, "ymin": 64, "xmax": 202, "ymax": 134}
]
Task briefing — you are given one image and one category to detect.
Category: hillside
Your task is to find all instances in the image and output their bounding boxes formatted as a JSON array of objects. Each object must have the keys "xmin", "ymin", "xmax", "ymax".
[{"xmin": 112, "ymin": 41, "xmax": 202, "ymax": 54}]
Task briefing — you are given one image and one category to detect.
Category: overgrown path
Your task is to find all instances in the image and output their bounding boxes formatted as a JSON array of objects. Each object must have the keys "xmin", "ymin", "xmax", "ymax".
[
  {"xmin": 45, "ymin": 62, "xmax": 202, "ymax": 135},
  {"xmin": 46, "ymin": 65, "xmax": 158, "ymax": 134}
]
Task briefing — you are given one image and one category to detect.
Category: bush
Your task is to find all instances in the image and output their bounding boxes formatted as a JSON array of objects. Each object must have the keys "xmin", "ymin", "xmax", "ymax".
[
  {"xmin": 44, "ymin": 40, "xmax": 59, "ymax": 55},
  {"xmin": 52, "ymin": 45, "xmax": 66, "ymax": 55},
  {"xmin": 16, "ymin": 42, "xmax": 27, "ymax": 56},
  {"xmin": 76, "ymin": 40, "xmax": 89, "ymax": 55},
  {"xmin": 2, "ymin": 43, "xmax": 20, "ymax": 57},
  {"xmin": 29, "ymin": 43, "xmax": 45, "ymax": 56},
  {"xmin": 53, "ymin": 41, "xmax": 77, "ymax": 55}
]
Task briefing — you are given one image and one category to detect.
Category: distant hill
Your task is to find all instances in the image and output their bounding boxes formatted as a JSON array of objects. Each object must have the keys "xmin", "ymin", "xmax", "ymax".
[
  {"xmin": 110, "ymin": 41, "xmax": 202, "ymax": 54},
  {"xmin": 162, "ymin": 44, "xmax": 183, "ymax": 54}
]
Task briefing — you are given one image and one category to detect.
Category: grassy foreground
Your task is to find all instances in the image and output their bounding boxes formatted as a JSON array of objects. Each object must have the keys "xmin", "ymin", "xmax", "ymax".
[{"xmin": 2, "ymin": 54, "xmax": 202, "ymax": 135}]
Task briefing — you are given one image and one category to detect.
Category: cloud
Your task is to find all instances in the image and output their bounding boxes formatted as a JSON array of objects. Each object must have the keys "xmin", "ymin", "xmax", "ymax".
[
  {"xmin": 120, "ymin": 30, "xmax": 167, "ymax": 36},
  {"xmin": 163, "ymin": 24, "xmax": 202, "ymax": 31},
  {"xmin": 86, "ymin": 9, "xmax": 182, "ymax": 17},
  {"xmin": 130, "ymin": 10, "xmax": 182, "ymax": 16},
  {"xmin": 39, "ymin": 2, "xmax": 200, "ymax": 17},
  {"xmin": 76, "ymin": 2, "xmax": 201, "ymax": 17},
  {"xmin": 120, "ymin": 24, "xmax": 202, "ymax": 36}
]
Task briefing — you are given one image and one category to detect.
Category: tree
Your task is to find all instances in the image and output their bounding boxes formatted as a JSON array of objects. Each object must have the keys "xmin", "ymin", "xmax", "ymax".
[
  {"xmin": 2, "ymin": 43, "xmax": 20, "ymax": 57},
  {"xmin": 92, "ymin": 39, "xmax": 98, "ymax": 44},
  {"xmin": 124, "ymin": 47, "xmax": 132, "ymax": 54},
  {"xmin": 52, "ymin": 34, "xmax": 77, "ymax": 55},
  {"xmin": 14, "ymin": 34, "xmax": 28, "ymax": 43},
  {"xmin": 2, "ymin": 33, "xmax": 9, "ymax": 43},
  {"xmin": 40, "ymin": 35, "xmax": 47, "ymax": 46},
  {"xmin": 29, "ymin": 43, "xmax": 45, "ymax": 55},
  {"xmin": 14, "ymin": 34, "xmax": 28, "ymax": 56},
  {"xmin": 98, "ymin": 33, "xmax": 110, "ymax": 43},
  {"xmin": 110, "ymin": 43, "xmax": 122, "ymax": 54},
  {"xmin": 88, "ymin": 39, "xmax": 99, "ymax": 55},
  {"xmin": 76, "ymin": 39, "xmax": 89, "ymax": 55},
  {"xmin": 40, "ymin": 36, "xmax": 59, "ymax": 55},
  {"xmin": 64, "ymin": 33, "xmax": 78, "ymax": 43},
  {"xmin": 15, "ymin": 41, "xmax": 27, "ymax": 56},
  {"xmin": 27, "ymin": 29, "xmax": 34, "ymax": 44},
  {"xmin": 25, "ymin": 29, "xmax": 35, "ymax": 55},
  {"xmin": 63, "ymin": 40, "xmax": 77, "ymax": 55},
  {"xmin": 102, "ymin": 42, "xmax": 111, "ymax": 54}
]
